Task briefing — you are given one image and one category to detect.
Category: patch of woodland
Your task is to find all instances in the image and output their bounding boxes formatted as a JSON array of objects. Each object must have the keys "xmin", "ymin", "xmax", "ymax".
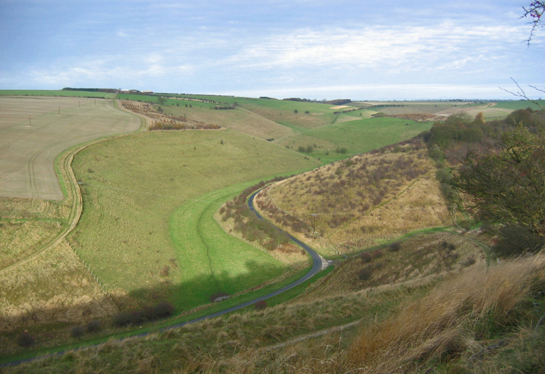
[
  {"xmin": 387, "ymin": 113, "xmax": 438, "ymax": 121},
  {"xmin": 119, "ymin": 100, "xmax": 221, "ymax": 130},
  {"xmin": 421, "ymin": 108, "xmax": 545, "ymax": 165},
  {"xmin": 420, "ymin": 108, "xmax": 545, "ymax": 240}
]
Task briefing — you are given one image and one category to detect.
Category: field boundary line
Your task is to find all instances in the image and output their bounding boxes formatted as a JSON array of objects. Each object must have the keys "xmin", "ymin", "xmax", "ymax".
[{"xmin": 0, "ymin": 100, "xmax": 147, "ymax": 275}]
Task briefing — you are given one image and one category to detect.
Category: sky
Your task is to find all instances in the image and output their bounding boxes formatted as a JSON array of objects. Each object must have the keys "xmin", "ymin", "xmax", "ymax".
[{"xmin": 0, "ymin": 0, "xmax": 543, "ymax": 100}]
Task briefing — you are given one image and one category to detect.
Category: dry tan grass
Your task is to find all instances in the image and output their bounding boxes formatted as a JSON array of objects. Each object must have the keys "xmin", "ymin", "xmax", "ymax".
[
  {"xmin": 254, "ymin": 141, "xmax": 451, "ymax": 256},
  {"xmin": 0, "ymin": 240, "xmax": 117, "ymax": 335},
  {"xmin": 346, "ymin": 253, "xmax": 545, "ymax": 373}
]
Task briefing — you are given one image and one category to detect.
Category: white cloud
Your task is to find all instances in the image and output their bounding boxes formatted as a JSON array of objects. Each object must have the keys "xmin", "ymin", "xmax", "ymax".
[{"xmin": 219, "ymin": 22, "xmax": 529, "ymax": 74}]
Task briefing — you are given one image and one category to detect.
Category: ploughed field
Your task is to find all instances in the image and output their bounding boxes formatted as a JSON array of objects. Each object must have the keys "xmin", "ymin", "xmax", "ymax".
[{"xmin": 0, "ymin": 97, "xmax": 141, "ymax": 200}]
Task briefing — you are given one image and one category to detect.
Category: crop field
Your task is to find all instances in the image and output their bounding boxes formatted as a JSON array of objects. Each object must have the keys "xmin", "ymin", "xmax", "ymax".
[
  {"xmin": 0, "ymin": 96, "xmax": 141, "ymax": 200},
  {"xmin": 491, "ymin": 99, "xmax": 545, "ymax": 110},
  {"xmin": 69, "ymin": 130, "xmax": 320, "ymax": 309}
]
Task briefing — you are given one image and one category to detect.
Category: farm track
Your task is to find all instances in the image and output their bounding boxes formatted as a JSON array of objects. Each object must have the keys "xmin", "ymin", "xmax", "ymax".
[
  {"xmin": 0, "ymin": 146, "xmax": 82, "ymax": 273},
  {"xmin": 0, "ymin": 100, "xmax": 147, "ymax": 274}
]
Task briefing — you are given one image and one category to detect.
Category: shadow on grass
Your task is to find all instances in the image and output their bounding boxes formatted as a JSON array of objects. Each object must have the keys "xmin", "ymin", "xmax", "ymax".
[{"xmin": 0, "ymin": 259, "xmax": 290, "ymax": 358}]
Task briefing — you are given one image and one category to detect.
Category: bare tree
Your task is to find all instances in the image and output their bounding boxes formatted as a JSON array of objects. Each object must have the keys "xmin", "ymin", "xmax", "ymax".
[{"xmin": 522, "ymin": 1, "xmax": 544, "ymax": 44}]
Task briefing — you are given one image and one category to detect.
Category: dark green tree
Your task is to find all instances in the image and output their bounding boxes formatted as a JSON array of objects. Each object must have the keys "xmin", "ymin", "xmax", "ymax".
[{"xmin": 451, "ymin": 126, "xmax": 545, "ymax": 255}]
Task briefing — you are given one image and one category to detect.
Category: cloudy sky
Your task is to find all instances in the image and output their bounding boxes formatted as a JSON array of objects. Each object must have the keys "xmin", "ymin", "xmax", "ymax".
[{"xmin": 0, "ymin": 0, "xmax": 543, "ymax": 100}]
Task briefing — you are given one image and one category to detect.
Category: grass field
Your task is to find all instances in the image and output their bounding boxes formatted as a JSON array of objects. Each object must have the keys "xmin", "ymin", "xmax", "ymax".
[
  {"xmin": 69, "ymin": 130, "xmax": 320, "ymax": 309},
  {"xmin": 0, "ymin": 97, "xmax": 141, "ymax": 200},
  {"xmin": 491, "ymin": 99, "xmax": 545, "ymax": 110},
  {"xmin": 0, "ymin": 90, "xmax": 115, "ymax": 98},
  {"xmin": 275, "ymin": 117, "xmax": 433, "ymax": 163}
]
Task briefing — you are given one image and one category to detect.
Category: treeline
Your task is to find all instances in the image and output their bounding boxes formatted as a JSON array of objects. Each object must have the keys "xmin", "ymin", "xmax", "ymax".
[
  {"xmin": 62, "ymin": 87, "xmax": 118, "ymax": 93},
  {"xmin": 282, "ymin": 98, "xmax": 352, "ymax": 105},
  {"xmin": 421, "ymin": 108, "xmax": 545, "ymax": 155},
  {"xmin": 333, "ymin": 107, "xmax": 363, "ymax": 115}
]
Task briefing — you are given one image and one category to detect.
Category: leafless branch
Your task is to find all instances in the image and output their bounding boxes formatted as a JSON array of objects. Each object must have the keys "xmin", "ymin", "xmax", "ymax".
[{"xmin": 500, "ymin": 78, "xmax": 545, "ymax": 111}]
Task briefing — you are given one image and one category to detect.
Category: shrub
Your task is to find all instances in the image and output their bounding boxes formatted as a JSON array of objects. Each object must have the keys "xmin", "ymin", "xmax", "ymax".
[
  {"xmin": 389, "ymin": 242, "xmax": 401, "ymax": 252},
  {"xmin": 87, "ymin": 320, "xmax": 102, "ymax": 333},
  {"xmin": 71, "ymin": 326, "xmax": 85, "ymax": 338},
  {"xmin": 113, "ymin": 311, "xmax": 133, "ymax": 327},
  {"xmin": 371, "ymin": 250, "xmax": 383, "ymax": 259},
  {"xmin": 492, "ymin": 224, "xmax": 545, "ymax": 258},
  {"xmin": 153, "ymin": 301, "xmax": 175, "ymax": 318},
  {"xmin": 358, "ymin": 267, "xmax": 373, "ymax": 281},
  {"xmin": 17, "ymin": 331, "xmax": 35, "ymax": 348},
  {"xmin": 254, "ymin": 300, "xmax": 267, "ymax": 310},
  {"xmin": 360, "ymin": 252, "xmax": 373, "ymax": 263}
]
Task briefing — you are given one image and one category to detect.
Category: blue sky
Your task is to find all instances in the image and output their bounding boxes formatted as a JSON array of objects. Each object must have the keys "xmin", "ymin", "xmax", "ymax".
[{"xmin": 0, "ymin": 0, "xmax": 543, "ymax": 100}]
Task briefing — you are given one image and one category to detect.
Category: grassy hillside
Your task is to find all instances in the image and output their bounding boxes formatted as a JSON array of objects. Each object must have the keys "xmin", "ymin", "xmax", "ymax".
[
  {"xmin": 69, "ymin": 130, "xmax": 320, "ymax": 310},
  {"xmin": 253, "ymin": 139, "xmax": 450, "ymax": 256},
  {"xmin": 275, "ymin": 117, "xmax": 433, "ymax": 163},
  {"xmin": 8, "ymin": 232, "xmax": 545, "ymax": 374}
]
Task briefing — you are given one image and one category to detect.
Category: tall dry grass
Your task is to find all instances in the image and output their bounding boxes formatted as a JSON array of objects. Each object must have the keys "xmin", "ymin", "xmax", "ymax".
[{"xmin": 346, "ymin": 253, "xmax": 545, "ymax": 373}]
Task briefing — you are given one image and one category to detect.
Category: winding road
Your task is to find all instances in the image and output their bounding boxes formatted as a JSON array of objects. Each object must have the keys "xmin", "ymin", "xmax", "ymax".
[
  {"xmin": 166, "ymin": 189, "xmax": 325, "ymax": 329},
  {"xmin": 1, "ymin": 187, "xmax": 326, "ymax": 368}
]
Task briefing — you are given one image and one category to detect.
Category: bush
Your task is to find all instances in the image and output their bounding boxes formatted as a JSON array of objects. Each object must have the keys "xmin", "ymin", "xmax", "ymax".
[
  {"xmin": 492, "ymin": 224, "xmax": 545, "ymax": 258},
  {"xmin": 388, "ymin": 242, "xmax": 401, "ymax": 252},
  {"xmin": 360, "ymin": 252, "xmax": 373, "ymax": 263},
  {"xmin": 113, "ymin": 311, "xmax": 133, "ymax": 327},
  {"xmin": 71, "ymin": 326, "xmax": 85, "ymax": 338},
  {"xmin": 17, "ymin": 331, "xmax": 35, "ymax": 348},
  {"xmin": 153, "ymin": 301, "xmax": 175, "ymax": 318},
  {"xmin": 87, "ymin": 320, "xmax": 102, "ymax": 333},
  {"xmin": 358, "ymin": 267, "xmax": 373, "ymax": 281},
  {"xmin": 255, "ymin": 300, "xmax": 267, "ymax": 310}
]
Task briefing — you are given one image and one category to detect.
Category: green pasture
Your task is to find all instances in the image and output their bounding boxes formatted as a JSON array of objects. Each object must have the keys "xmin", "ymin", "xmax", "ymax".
[
  {"xmin": 69, "ymin": 130, "xmax": 320, "ymax": 308},
  {"xmin": 492, "ymin": 99, "xmax": 545, "ymax": 110},
  {"xmin": 276, "ymin": 117, "xmax": 433, "ymax": 163},
  {"xmin": 0, "ymin": 90, "xmax": 114, "ymax": 98},
  {"xmin": 169, "ymin": 184, "xmax": 287, "ymax": 308}
]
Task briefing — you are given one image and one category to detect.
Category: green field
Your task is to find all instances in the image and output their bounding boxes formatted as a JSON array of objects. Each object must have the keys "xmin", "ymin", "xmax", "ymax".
[
  {"xmin": 491, "ymin": 99, "xmax": 545, "ymax": 110},
  {"xmin": 276, "ymin": 117, "xmax": 434, "ymax": 163},
  {"xmin": 69, "ymin": 130, "xmax": 320, "ymax": 309},
  {"xmin": 0, "ymin": 90, "xmax": 115, "ymax": 98}
]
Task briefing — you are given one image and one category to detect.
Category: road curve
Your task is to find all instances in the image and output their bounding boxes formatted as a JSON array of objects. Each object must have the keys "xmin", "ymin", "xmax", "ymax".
[
  {"xmin": 166, "ymin": 189, "xmax": 324, "ymax": 329},
  {"xmin": 1, "ymin": 188, "xmax": 325, "ymax": 368}
]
